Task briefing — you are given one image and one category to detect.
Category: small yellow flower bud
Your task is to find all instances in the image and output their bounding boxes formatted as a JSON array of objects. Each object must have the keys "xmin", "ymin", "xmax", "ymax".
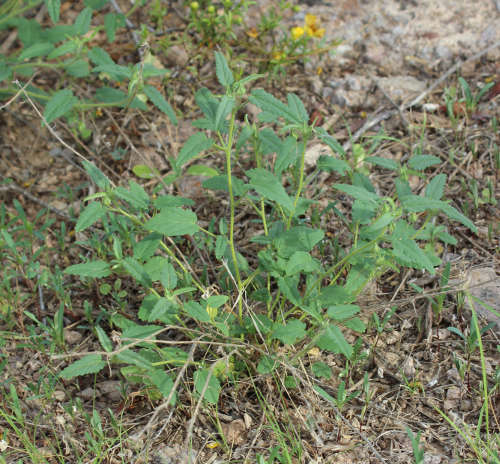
[
  {"xmin": 190, "ymin": 1, "xmax": 199, "ymax": 11},
  {"xmin": 207, "ymin": 5, "xmax": 215, "ymax": 14},
  {"xmin": 291, "ymin": 26, "xmax": 304, "ymax": 40}
]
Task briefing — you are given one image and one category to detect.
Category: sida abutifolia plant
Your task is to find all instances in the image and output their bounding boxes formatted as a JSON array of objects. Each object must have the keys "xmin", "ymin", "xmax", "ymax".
[{"xmin": 61, "ymin": 52, "xmax": 477, "ymax": 408}]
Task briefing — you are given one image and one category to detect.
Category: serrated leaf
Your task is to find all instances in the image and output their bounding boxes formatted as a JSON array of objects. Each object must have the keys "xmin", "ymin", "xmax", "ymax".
[
  {"xmin": 64, "ymin": 260, "xmax": 111, "ymax": 278},
  {"xmin": 88, "ymin": 47, "xmax": 115, "ymax": 66},
  {"xmin": 286, "ymin": 251, "xmax": 320, "ymax": 276},
  {"xmin": 104, "ymin": 12, "xmax": 125, "ymax": 42},
  {"xmin": 96, "ymin": 325, "xmax": 113, "ymax": 352},
  {"xmin": 315, "ymin": 127, "xmax": 346, "ymax": 157},
  {"xmin": 19, "ymin": 42, "xmax": 54, "ymax": 60},
  {"xmin": 326, "ymin": 304, "xmax": 361, "ymax": 321},
  {"xmin": 184, "ymin": 301, "xmax": 210, "ymax": 322},
  {"xmin": 408, "ymin": 154, "xmax": 441, "ymax": 171},
  {"xmin": 175, "ymin": 132, "xmax": 213, "ymax": 170},
  {"xmin": 271, "ymin": 319, "xmax": 306, "ymax": 345},
  {"xmin": 114, "ymin": 181, "xmax": 149, "ymax": 209},
  {"xmin": 311, "ymin": 361, "xmax": 332, "ymax": 379},
  {"xmin": 115, "ymin": 349, "xmax": 152, "ymax": 369},
  {"xmin": 75, "ymin": 7, "xmax": 92, "ymax": 35},
  {"xmin": 317, "ymin": 155, "xmax": 350, "ymax": 176},
  {"xmin": 143, "ymin": 85, "xmax": 177, "ymax": 125},
  {"xmin": 45, "ymin": 0, "xmax": 61, "ymax": 23},
  {"xmin": 214, "ymin": 95, "xmax": 234, "ymax": 132},
  {"xmin": 92, "ymin": 63, "xmax": 131, "ymax": 80},
  {"xmin": 214, "ymin": 51, "xmax": 234, "ymax": 88},
  {"xmin": 149, "ymin": 369, "xmax": 176, "ymax": 403},
  {"xmin": 246, "ymin": 168, "xmax": 294, "ymax": 211},
  {"xmin": 391, "ymin": 238, "xmax": 435, "ymax": 274},
  {"xmin": 145, "ymin": 208, "xmax": 198, "ymax": 236},
  {"xmin": 43, "ymin": 89, "xmax": 77, "ymax": 124},
  {"xmin": 257, "ymin": 355, "xmax": 277, "ymax": 374},
  {"xmin": 425, "ymin": 174, "xmax": 446, "ymax": 200},
  {"xmin": 121, "ymin": 257, "xmax": 152, "ymax": 287},
  {"xmin": 194, "ymin": 368, "xmax": 220, "ymax": 404},
  {"xmin": 159, "ymin": 262, "xmax": 177, "ymax": 290},
  {"xmin": 148, "ymin": 297, "xmax": 177, "ymax": 322},
  {"xmin": 401, "ymin": 195, "xmax": 477, "ymax": 232},
  {"xmin": 47, "ymin": 41, "xmax": 77, "ymax": 59},
  {"xmin": 315, "ymin": 324, "xmax": 352, "ymax": 358},
  {"xmin": 333, "ymin": 184, "xmax": 380, "ymax": 203},
  {"xmin": 64, "ymin": 58, "xmax": 90, "ymax": 78},
  {"xmin": 287, "ymin": 93, "xmax": 309, "ymax": 124},
  {"xmin": 365, "ymin": 156, "xmax": 399, "ymax": 171},
  {"xmin": 249, "ymin": 89, "xmax": 301, "ymax": 125},
  {"xmin": 343, "ymin": 317, "xmax": 366, "ymax": 333},
  {"xmin": 82, "ymin": 160, "xmax": 111, "ymax": 190},
  {"xmin": 75, "ymin": 202, "xmax": 106, "ymax": 232},
  {"xmin": 60, "ymin": 354, "xmax": 105, "ymax": 379}
]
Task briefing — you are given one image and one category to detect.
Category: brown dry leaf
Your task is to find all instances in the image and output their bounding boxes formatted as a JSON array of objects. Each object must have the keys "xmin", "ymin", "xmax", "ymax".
[{"xmin": 220, "ymin": 418, "xmax": 246, "ymax": 445}]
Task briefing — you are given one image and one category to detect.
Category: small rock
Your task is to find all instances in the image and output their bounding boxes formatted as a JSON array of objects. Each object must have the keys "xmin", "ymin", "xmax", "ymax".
[
  {"xmin": 53, "ymin": 390, "xmax": 65, "ymax": 401},
  {"xmin": 78, "ymin": 387, "xmax": 96, "ymax": 400},
  {"xmin": 221, "ymin": 419, "xmax": 246, "ymax": 445},
  {"xmin": 165, "ymin": 45, "xmax": 189, "ymax": 67},
  {"xmin": 64, "ymin": 329, "xmax": 83, "ymax": 345}
]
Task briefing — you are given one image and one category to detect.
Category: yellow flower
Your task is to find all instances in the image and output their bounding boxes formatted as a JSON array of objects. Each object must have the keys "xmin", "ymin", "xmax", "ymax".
[
  {"xmin": 304, "ymin": 13, "xmax": 325, "ymax": 38},
  {"xmin": 246, "ymin": 27, "xmax": 258, "ymax": 38},
  {"xmin": 291, "ymin": 26, "xmax": 304, "ymax": 40},
  {"xmin": 272, "ymin": 51, "xmax": 284, "ymax": 61}
]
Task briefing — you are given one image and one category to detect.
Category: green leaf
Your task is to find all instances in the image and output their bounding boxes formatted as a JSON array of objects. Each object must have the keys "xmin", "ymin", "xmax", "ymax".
[
  {"xmin": 145, "ymin": 208, "xmax": 198, "ymax": 236},
  {"xmin": 194, "ymin": 368, "xmax": 220, "ymax": 404},
  {"xmin": 104, "ymin": 12, "xmax": 125, "ymax": 42},
  {"xmin": 184, "ymin": 301, "xmax": 210, "ymax": 323},
  {"xmin": 205, "ymin": 295, "xmax": 228, "ymax": 309},
  {"xmin": 64, "ymin": 58, "xmax": 90, "ymax": 78},
  {"xmin": 215, "ymin": 235, "xmax": 228, "ymax": 260},
  {"xmin": 316, "ymin": 324, "xmax": 353, "ymax": 358},
  {"xmin": 287, "ymin": 93, "xmax": 309, "ymax": 124},
  {"xmin": 257, "ymin": 355, "xmax": 277, "ymax": 374},
  {"xmin": 43, "ymin": 89, "xmax": 77, "ymax": 124},
  {"xmin": 149, "ymin": 370, "xmax": 176, "ymax": 404},
  {"xmin": 425, "ymin": 174, "xmax": 446, "ymax": 200},
  {"xmin": 401, "ymin": 195, "xmax": 477, "ymax": 232},
  {"xmin": 333, "ymin": 184, "xmax": 380, "ymax": 203},
  {"xmin": 202, "ymin": 175, "xmax": 249, "ymax": 197},
  {"xmin": 96, "ymin": 325, "xmax": 113, "ymax": 352},
  {"xmin": 82, "ymin": 160, "xmax": 111, "ymax": 190},
  {"xmin": 286, "ymin": 251, "xmax": 320, "ymax": 276},
  {"xmin": 391, "ymin": 238, "xmax": 436, "ymax": 274},
  {"xmin": 88, "ymin": 47, "xmax": 115, "ymax": 66},
  {"xmin": 143, "ymin": 85, "xmax": 177, "ymax": 125},
  {"xmin": 408, "ymin": 154, "xmax": 441, "ymax": 171},
  {"xmin": 249, "ymin": 89, "xmax": 301, "ymax": 125},
  {"xmin": 60, "ymin": 354, "xmax": 105, "ymax": 379},
  {"xmin": 132, "ymin": 164, "xmax": 159, "ymax": 179},
  {"xmin": 159, "ymin": 262, "xmax": 177, "ymax": 290},
  {"xmin": 115, "ymin": 349, "xmax": 152, "ymax": 369},
  {"xmin": 246, "ymin": 168, "xmax": 294, "ymax": 211},
  {"xmin": 365, "ymin": 156, "xmax": 399, "ymax": 171},
  {"xmin": 319, "ymin": 285, "xmax": 352, "ymax": 306},
  {"xmin": 47, "ymin": 41, "xmax": 77, "ymax": 59},
  {"xmin": 121, "ymin": 257, "xmax": 152, "ymax": 287},
  {"xmin": 343, "ymin": 317, "xmax": 366, "ymax": 333},
  {"xmin": 114, "ymin": 181, "xmax": 149, "ymax": 209},
  {"xmin": 214, "ymin": 95, "xmax": 234, "ymax": 132},
  {"xmin": 317, "ymin": 155, "xmax": 350, "ymax": 176},
  {"xmin": 176, "ymin": 132, "xmax": 213, "ymax": 170},
  {"xmin": 313, "ymin": 384, "xmax": 336, "ymax": 404},
  {"xmin": 327, "ymin": 305, "xmax": 361, "ymax": 321},
  {"xmin": 64, "ymin": 260, "xmax": 111, "ymax": 278},
  {"xmin": 45, "ymin": 0, "xmax": 61, "ymax": 23},
  {"xmin": 148, "ymin": 298, "xmax": 178, "ymax": 322},
  {"xmin": 19, "ymin": 42, "xmax": 54, "ymax": 60},
  {"xmin": 311, "ymin": 362, "xmax": 332, "ymax": 379},
  {"xmin": 75, "ymin": 7, "xmax": 93, "ymax": 35},
  {"xmin": 144, "ymin": 256, "xmax": 169, "ymax": 280},
  {"xmin": 92, "ymin": 63, "xmax": 132, "ymax": 81},
  {"xmin": 186, "ymin": 164, "xmax": 219, "ymax": 177},
  {"xmin": 214, "ymin": 51, "xmax": 234, "ymax": 88},
  {"xmin": 258, "ymin": 128, "xmax": 282, "ymax": 155},
  {"xmin": 272, "ymin": 319, "xmax": 306, "ymax": 345},
  {"xmin": 315, "ymin": 127, "xmax": 346, "ymax": 157},
  {"xmin": 75, "ymin": 202, "xmax": 106, "ymax": 232}
]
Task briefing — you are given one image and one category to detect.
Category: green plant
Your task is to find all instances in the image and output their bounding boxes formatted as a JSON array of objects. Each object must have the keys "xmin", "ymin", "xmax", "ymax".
[
  {"xmin": 406, "ymin": 427, "xmax": 425, "ymax": 464},
  {"xmin": 59, "ymin": 52, "xmax": 476, "ymax": 413},
  {"xmin": 0, "ymin": 1, "xmax": 177, "ymax": 139}
]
